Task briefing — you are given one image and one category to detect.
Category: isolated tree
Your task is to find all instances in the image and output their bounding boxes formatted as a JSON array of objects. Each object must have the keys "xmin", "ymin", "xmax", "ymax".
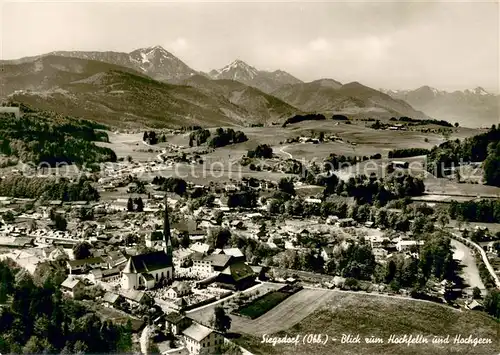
[
  {"xmin": 53, "ymin": 214, "xmax": 67, "ymax": 231},
  {"xmin": 210, "ymin": 306, "xmax": 231, "ymax": 333},
  {"xmin": 180, "ymin": 232, "xmax": 190, "ymax": 249},
  {"xmin": 278, "ymin": 178, "xmax": 295, "ymax": 196},
  {"xmin": 3, "ymin": 210, "xmax": 15, "ymax": 223},
  {"xmin": 472, "ymin": 287, "xmax": 482, "ymax": 299},
  {"xmin": 483, "ymin": 289, "xmax": 500, "ymax": 318},
  {"xmin": 220, "ymin": 342, "xmax": 243, "ymax": 355},
  {"xmin": 78, "ymin": 207, "xmax": 94, "ymax": 221},
  {"xmin": 135, "ymin": 197, "xmax": 144, "ymax": 212},
  {"xmin": 127, "ymin": 198, "xmax": 134, "ymax": 212},
  {"xmin": 454, "ymin": 122, "xmax": 459, "ymax": 128},
  {"xmin": 73, "ymin": 242, "xmax": 92, "ymax": 260}
]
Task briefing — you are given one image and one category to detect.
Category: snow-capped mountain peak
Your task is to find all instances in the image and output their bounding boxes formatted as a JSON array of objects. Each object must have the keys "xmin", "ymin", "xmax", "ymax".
[
  {"xmin": 469, "ymin": 86, "xmax": 490, "ymax": 96},
  {"xmin": 214, "ymin": 59, "xmax": 259, "ymax": 80}
]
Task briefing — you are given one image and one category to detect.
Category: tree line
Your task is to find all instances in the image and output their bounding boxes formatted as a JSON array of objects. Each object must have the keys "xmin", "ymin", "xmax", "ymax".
[
  {"xmin": 449, "ymin": 199, "xmax": 500, "ymax": 223},
  {"xmin": 0, "ymin": 175, "xmax": 100, "ymax": 201},
  {"xmin": 143, "ymin": 131, "xmax": 166, "ymax": 145},
  {"xmin": 207, "ymin": 128, "xmax": 248, "ymax": 148},
  {"xmin": 388, "ymin": 148, "xmax": 430, "ymax": 159},
  {"xmin": 390, "ymin": 116, "xmax": 453, "ymax": 127}
]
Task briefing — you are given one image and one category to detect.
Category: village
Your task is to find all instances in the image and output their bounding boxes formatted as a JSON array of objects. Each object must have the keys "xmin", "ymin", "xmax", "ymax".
[{"xmin": 2, "ymin": 142, "xmax": 498, "ymax": 355}]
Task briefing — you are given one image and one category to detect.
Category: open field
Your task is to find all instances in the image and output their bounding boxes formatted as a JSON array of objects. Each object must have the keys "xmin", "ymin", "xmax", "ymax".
[
  {"xmin": 231, "ymin": 288, "xmax": 335, "ymax": 336},
  {"xmin": 234, "ymin": 290, "xmax": 499, "ymax": 355},
  {"xmin": 236, "ymin": 288, "xmax": 298, "ymax": 320},
  {"xmin": 100, "ymin": 121, "xmax": 482, "ymax": 164},
  {"xmin": 186, "ymin": 283, "xmax": 284, "ymax": 325}
]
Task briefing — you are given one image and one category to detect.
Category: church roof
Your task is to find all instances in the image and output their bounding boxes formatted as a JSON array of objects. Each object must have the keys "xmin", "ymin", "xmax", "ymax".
[{"xmin": 123, "ymin": 251, "xmax": 172, "ymax": 274}]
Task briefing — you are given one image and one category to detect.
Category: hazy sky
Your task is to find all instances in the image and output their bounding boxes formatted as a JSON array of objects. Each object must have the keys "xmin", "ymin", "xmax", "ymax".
[{"xmin": 1, "ymin": 0, "xmax": 499, "ymax": 92}]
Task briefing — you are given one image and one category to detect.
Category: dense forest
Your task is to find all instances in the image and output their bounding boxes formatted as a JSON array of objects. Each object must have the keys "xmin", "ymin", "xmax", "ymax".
[
  {"xmin": 0, "ymin": 104, "xmax": 116, "ymax": 166},
  {"xmin": 449, "ymin": 199, "xmax": 500, "ymax": 223},
  {"xmin": 0, "ymin": 260, "xmax": 132, "ymax": 354},
  {"xmin": 0, "ymin": 176, "xmax": 100, "ymax": 201},
  {"xmin": 427, "ymin": 125, "xmax": 500, "ymax": 184},
  {"xmin": 388, "ymin": 148, "xmax": 430, "ymax": 159},
  {"xmin": 390, "ymin": 116, "xmax": 453, "ymax": 127},
  {"xmin": 282, "ymin": 114, "xmax": 326, "ymax": 127}
]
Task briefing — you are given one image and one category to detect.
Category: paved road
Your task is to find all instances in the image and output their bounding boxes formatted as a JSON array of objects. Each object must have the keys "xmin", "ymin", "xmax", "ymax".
[
  {"xmin": 140, "ymin": 325, "xmax": 150, "ymax": 355},
  {"xmin": 449, "ymin": 231, "xmax": 500, "ymax": 290},
  {"xmin": 451, "ymin": 239, "xmax": 485, "ymax": 292}
]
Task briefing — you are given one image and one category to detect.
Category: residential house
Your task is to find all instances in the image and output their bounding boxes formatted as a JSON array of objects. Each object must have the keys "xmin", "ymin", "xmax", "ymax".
[
  {"xmin": 121, "ymin": 289, "xmax": 152, "ymax": 306},
  {"xmin": 61, "ymin": 276, "xmax": 85, "ymax": 299},
  {"xmin": 395, "ymin": 240, "xmax": 424, "ymax": 252},
  {"xmin": 102, "ymin": 292, "xmax": 124, "ymax": 307},
  {"xmin": 105, "ymin": 250, "xmax": 128, "ymax": 268},
  {"xmin": 337, "ymin": 218, "xmax": 355, "ymax": 227},
  {"xmin": 166, "ymin": 282, "xmax": 191, "ymax": 299},
  {"xmin": 320, "ymin": 246, "xmax": 334, "ymax": 261},
  {"xmin": 165, "ymin": 312, "xmax": 192, "ymax": 335},
  {"xmin": 190, "ymin": 242, "xmax": 211, "ymax": 255},
  {"xmin": 182, "ymin": 322, "xmax": 224, "ymax": 355},
  {"xmin": 67, "ymin": 257, "xmax": 107, "ymax": 274},
  {"xmin": 466, "ymin": 299, "xmax": 483, "ymax": 311},
  {"xmin": 90, "ymin": 267, "xmax": 121, "ymax": 283},
  {"xmin": 221, "ymin": 248, "xmax": 245, "ymax": 262}
]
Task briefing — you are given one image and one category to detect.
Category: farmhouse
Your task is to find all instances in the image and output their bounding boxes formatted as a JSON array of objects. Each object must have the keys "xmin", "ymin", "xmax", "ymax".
[{"xmin": 214, "ymin": 261, "xmax": 256, "ymax": 291}]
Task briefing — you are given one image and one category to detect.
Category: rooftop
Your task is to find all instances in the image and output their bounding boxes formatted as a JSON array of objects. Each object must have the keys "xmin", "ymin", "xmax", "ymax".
[{"xmin": 182, "ymin": 322, "xmax": 214, "ymax": 342}]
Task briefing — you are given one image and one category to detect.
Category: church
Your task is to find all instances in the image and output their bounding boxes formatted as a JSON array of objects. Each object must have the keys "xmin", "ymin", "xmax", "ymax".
[{"xmin": 121, "ymin": 198, "xmax": 174, "ymax": 290}]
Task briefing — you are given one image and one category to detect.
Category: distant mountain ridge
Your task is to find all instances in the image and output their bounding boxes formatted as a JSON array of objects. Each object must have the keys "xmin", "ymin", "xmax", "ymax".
[
  {"xmin": 4, "ymin": 45, "xmax": 481, "ymax": 127},
  {"xmin": 272, "ymin": 80, "xmax": 428, "ymax": 119},
  {"xmin": 207, "ymin": 59, "xmax": 303, "ymax": 93},
  {"xmin": 381, "ymin": 86, "xmax": 500, "ymax": 128},
  {"xmin": 1, "ymin": 45, "xmax": 198, "ymax": 83},
  {"xmin": 1, "ymin": 55, "xmax": 298, "ymax": 128}
]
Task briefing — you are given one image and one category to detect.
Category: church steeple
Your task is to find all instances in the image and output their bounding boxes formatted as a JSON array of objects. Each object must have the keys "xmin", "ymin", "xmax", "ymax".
[{"xmin": 163, "ymin": 195, "xmax": 173, "ymax": 261}]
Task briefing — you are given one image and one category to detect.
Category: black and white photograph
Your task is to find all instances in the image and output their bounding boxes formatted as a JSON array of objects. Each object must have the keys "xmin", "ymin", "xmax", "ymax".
[{"xmin": 0, "ymin": 1, "xmax": 499, "ymax": 354}]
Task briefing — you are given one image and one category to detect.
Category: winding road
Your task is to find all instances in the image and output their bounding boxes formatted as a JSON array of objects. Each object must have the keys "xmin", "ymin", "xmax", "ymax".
[
  {"xmin": 451, "ymin": 239, "xmax": 485, "ymax": 292},
  {"xmin": 278, "ymin": 145, "xmax": 293, "ymax": 159},
  {"xmin": 449, "ymin": 230, "xmax": 500, "ymax": 290}
]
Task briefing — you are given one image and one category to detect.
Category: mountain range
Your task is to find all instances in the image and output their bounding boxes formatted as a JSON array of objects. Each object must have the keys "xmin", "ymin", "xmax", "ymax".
[
  {"xmin": 207, "ymin": 59, "xmax": 302, "ymax": 93},
  {"xmin": 0, "ymin": 55, "xmax": 296, "ymax": 128},
  {"xmin": 272, "ymin": 79, "xmax": 428, "ymax": 119},
  {"xmin": 381, "ymin": 86, "xmax": 499, "ymax": 128},
  {"xmin": 1, "ymin": 45, "xmax": 497, "ymax": 128}
]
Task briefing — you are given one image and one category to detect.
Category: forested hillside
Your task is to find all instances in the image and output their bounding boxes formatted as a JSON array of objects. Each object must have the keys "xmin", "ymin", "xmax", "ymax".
[
  {"xmin": 427, "ymin": 125, "xmax": 500, "ymax": 185},
  {"xmin": 0, "ymin": 104, "xmax": 116, "ymax": 166},
  {"xmin": 0, "ymin": 260, "xmax": 132, "ymax": 354}
]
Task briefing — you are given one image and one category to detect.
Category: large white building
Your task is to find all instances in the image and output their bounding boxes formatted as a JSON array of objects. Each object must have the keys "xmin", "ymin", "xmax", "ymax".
[
  {"xmin": 121, "ymin": 199, "xmax": 174, "ymax": 290},
  {"xmin": 182, "ymin": 322, "xmax": 224, "ymax": 355}
]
